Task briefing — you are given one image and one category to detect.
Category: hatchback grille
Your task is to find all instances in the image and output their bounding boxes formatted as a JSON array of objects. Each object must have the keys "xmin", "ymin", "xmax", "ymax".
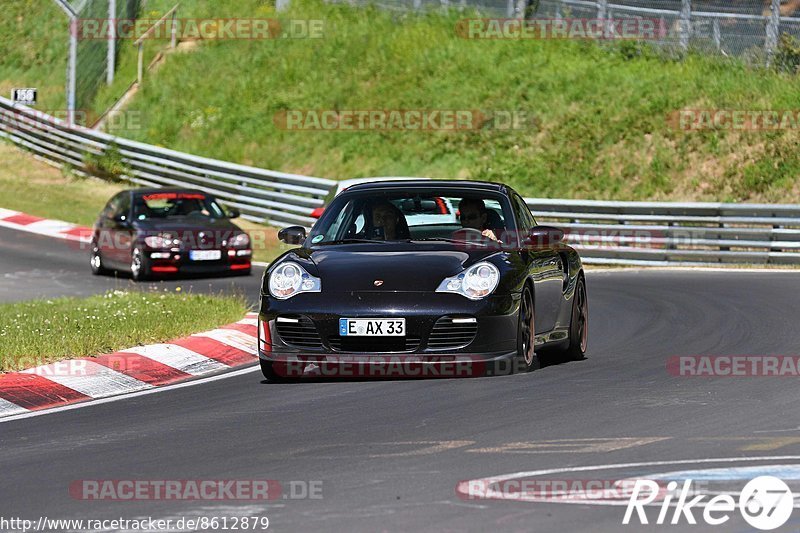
[
  {"xmin": 275, "ymin": 315, "xmax": 323, "ymax": 348},
  {"xmin": 427, "ymin": 317, "xmax": 478, "ymax": 349},
  {"xmin": 328, "ymin": 336, "xmax": 421, "ymax": 353}
]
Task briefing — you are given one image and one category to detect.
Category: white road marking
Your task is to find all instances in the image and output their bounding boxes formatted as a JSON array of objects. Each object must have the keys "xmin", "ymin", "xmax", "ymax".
[
  {"xmin": 193, "ymin": 328, "xmax": 257, "ymax": 354},
  {"xmin": 457, "ymin": 456, "xmax": 800, "ymax": 505},
  {"xmin": 0, "ymin": 208, "xmax": 20, "ymax": 219},
  {"xmin": 21, "ymin": 360, "xmax": 152, "ymax": 398},
  {"xmin": 122, "ymin": 344, "xmax": 228, "ymax": 376},
  {"xmin": 0, "ymin": 397, "xmax": 28, "ymax": 417},
  {"xmin": 23, "ymin": 219, "xmax": 78, "ymax": 234},
  {"xmin": 466, "ymin": 437, "xmax": 667, "ymax": 454},
  {"xmin": 237, "ymin": 317, "xmax": 259, "ymax": 327}
]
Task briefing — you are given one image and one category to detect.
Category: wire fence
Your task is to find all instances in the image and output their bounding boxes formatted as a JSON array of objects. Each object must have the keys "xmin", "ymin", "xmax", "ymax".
[
  {"xmin": 334, "ymin": 0, "xmax": 800, "ymax": 65},
  {"xmin": 52, "ymin": 0, "xmax": 141, "ymax": 125}
]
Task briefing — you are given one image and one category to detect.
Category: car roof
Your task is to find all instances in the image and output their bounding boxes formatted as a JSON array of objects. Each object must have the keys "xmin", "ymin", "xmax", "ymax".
[
  {"xmin": 344, "ymin": 179, "xmax": 507, "ymax": 193},
  {"xmin": 337, "ymin": 177, "xmax": 426, "ymax": 189},
  {"xmin": 127, "ymin": 187, "xmax": 209, "ymax": 196}
]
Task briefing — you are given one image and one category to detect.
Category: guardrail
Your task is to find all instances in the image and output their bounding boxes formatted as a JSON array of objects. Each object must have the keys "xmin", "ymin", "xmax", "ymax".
[
  {"xmin": 0, "ymin": 96, "xmax": 335, "ymax": 228},
  {"xmin": 1, "ymin": 96, "xmax": 798, "ymax": 266},
  {"xmin": 527, "ymin": 198, "xmax": 800, "ymax": 266}
]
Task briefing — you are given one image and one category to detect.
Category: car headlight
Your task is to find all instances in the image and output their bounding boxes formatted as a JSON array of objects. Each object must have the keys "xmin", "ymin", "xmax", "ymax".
[
  {"xmin": 144, "ymin": 233, "xmax": 179, "ymax": 248},
  {"xmin": 229, "ymin": 233, "xmax": 250, "ymax": 248},
  {"xmin": 436, "ymin": 261, "xmax": 500, "ymax": 300},
  {"xmin": 269, "ymin": 262, "xmax": 321, "ymax": 299}
]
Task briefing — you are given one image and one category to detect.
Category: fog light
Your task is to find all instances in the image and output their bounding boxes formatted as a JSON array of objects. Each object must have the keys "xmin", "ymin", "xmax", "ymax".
[{"xmin": 150, "ymin": 252, "xmax": 171, "ymax": 259}]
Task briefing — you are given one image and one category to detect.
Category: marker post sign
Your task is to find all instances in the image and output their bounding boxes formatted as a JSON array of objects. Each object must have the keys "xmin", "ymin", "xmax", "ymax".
[{"xmin": 12, "ymin": 89, "xmax": 37, "ymax": 106}]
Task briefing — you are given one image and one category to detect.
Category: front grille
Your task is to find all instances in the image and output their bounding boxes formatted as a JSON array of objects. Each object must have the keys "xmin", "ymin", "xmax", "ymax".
[
  {"xmin": 328, "ymin": 336, "xmax": 421, "ymax": 353},
  {"xmin": 427, "ymin": 317, "xmax": 478, "ymax": 349},
  {"xmin": 276, "ymin": 315, "xmax": 323, "ymax": 348}
]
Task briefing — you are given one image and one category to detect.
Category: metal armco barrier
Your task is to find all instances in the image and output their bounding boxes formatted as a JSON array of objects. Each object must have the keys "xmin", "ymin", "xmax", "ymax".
[
  {"xmin": 1, "ymin": 97, "xmax": 798, "ymax": 266},
  {"xmin": 0, "ymin": 97, "xmax": 335, "ymax": 228},
  {"xmin": 527, "ymin": 199, "xmax": 800, "ymax": 266}
]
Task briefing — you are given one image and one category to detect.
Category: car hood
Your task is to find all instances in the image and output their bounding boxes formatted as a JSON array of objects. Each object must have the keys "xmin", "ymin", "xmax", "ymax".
[{"xmin": 287, "ymin": 243, "xmax": 502, "ymax": 292}]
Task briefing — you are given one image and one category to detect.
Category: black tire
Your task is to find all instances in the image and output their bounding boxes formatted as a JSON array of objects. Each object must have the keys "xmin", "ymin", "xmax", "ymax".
[
  {"xmin": 130, "ymin": 246, "xmax": 150, "ymax": 282},
  {"xmin": 260, "ymin": 358, "xmax": 286, "ymax": 382},
  {"xmin": 564, "ymin": 276, "xmax": 588, "ymax": 361},
  {"xmin": 514, "ymin": 285, "xmax": 540, "ymax": 373},
  {"xmin": 89, "ymin": 242, "xmax": 108, "ymax": 276}
]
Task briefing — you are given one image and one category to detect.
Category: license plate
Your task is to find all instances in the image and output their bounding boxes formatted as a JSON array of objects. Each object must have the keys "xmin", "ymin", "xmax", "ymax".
[
  {"xmin": 189, "ymin": 250, "xmax": 221, "ymax": 261},
  {"xmin": 339, "ymin": 318, "xmax": 405, "ymax": 336}
]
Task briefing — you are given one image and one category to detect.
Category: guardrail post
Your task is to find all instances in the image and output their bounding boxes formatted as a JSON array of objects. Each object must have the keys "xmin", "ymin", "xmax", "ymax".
[
  {"xmin": 765, "ymin": 0, "xmax": 781, "ymax": 66},
  {"xmin": 598, "ymin": 0, "xmax": 608, "ymax": 38},
  {"xmin": 712, "ymin": 18, "xmax": 721, "ymax": 51},
  {"xmin": 107, "ymin": 0, "xmax": 116, "ymax": 85},
  {"xmin": 171, "ymin": 7, "xmax": 178, "ymax": 49},
  {"xmin": 679, "ymin": 0, "xmax": 691, "ymax": 52},
  {"xmin": 137, "ymin": 42, "xmax": 144, "ymax": 84}
]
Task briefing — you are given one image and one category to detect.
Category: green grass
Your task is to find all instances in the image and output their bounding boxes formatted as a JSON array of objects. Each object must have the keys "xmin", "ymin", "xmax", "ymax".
[
  {"xmin": 0, "ymin": 289, "xmax": 248, "ymax": 372},
  {"xmin": 107, "ymin": 0, "xmax": 800, "ymax": 203},
  {"xmin": 0, "ymin": 0, "xmax": 67, "ymax": 111},
  {"xmin": 0, "ymin": 143, "xmax": 124, "ymax": 226}
]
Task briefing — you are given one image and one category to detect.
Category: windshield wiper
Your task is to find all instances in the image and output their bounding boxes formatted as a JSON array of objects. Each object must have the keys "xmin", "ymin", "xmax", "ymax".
[
  {"xmin": 317, "ymin": 238, "xmax": 387, "ymax": 245},
  {"xmin": 414, "ymin": 237, "xmax": 488, "ymax": 247}
]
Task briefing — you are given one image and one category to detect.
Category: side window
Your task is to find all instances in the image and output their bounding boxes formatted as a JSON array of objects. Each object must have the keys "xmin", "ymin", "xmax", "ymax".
[
  {"xmin": 117, "ymin": 193, "xmax": 131, "ymax": 221},
  {"xmin": 512, "ymin": 194, "xmax": 535, "ymax": 231},
  {"xmin": 103, "ymin": 194, "xmax": 122, "ymax": 219}
]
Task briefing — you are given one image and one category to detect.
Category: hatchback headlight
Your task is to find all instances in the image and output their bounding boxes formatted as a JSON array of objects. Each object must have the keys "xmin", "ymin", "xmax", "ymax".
[
  {"xmin": 229, "ymin": 233, "xmax": 250, "ymax": 248},
  {"xmin": 268, "ymin": 262, "xmax": 321, "ymax": 299},
  {"xmin": 144, "ymin": 233, "xmax": 179, "ymax": 248},
  {"xmin": 436, "ymin": 261, "xmax": 500, "ymax": 300}
]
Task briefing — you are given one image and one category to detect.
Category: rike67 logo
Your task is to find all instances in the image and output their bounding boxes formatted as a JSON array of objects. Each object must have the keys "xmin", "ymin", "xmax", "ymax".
[{"xmin": 624, "ymin": 476, "xmax": 794, "ymax": 530}]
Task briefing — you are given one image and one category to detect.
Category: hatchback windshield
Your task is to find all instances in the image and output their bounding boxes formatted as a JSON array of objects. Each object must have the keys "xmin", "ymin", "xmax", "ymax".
[
  {"xmin": 309, "ymin": 190, "xmax": 515, "ymax": 245},
  {"xmin": 133, "ymin": 192, "xmax": 227, "ymax": 220}
]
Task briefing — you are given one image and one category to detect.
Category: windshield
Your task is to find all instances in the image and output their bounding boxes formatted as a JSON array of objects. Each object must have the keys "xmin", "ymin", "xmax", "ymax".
[
  {"xmin": 309, "ymin": 189, "xmax": 515, "ymax": 245},
  {"xmin": 133, "ymin": 192, "xmax": 227, "ymax": 220}
]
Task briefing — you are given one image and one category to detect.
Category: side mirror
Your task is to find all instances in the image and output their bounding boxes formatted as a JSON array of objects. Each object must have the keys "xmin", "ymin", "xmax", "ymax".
[
  {"xmin": 523, "ymin": 226, "xmax": 565, "ymax": 249},
  {"xmin": 226, "ymin": 208, "xmax": 241, "ymax": 219},
  {"xmin": 278, "ymin": 226, "xmax": 307, "ymax": 245}
]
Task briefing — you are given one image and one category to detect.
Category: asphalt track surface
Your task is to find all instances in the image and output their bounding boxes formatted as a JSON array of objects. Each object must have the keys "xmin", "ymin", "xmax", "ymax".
[{"xmin": 2, "ymin": 224, "xmax": 800, "ymax": 532}]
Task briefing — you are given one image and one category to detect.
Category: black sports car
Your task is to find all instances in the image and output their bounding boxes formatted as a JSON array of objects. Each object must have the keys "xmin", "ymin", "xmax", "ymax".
[
  {"xmin": 257, "ymin": 180, "xmax": 587, "ymax": 380},
  {"xmin": 90, "ymin": 188, "xmax": 252, "ymax": 280}
]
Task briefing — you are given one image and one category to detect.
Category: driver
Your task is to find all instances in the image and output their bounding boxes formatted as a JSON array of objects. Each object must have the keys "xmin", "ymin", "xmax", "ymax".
[
  {"xmin": 458, "ymin": 198, "xmax": 499, "ymax": 242},
  {"xmin": 370, "ymin": 200, "xmax": 407, "ymax": 241}
]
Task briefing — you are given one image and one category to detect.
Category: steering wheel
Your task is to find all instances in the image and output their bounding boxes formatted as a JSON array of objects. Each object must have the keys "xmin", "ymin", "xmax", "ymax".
[{"xmin": 451, "ymin": 227, "xmax": 488, "ymax": 241}]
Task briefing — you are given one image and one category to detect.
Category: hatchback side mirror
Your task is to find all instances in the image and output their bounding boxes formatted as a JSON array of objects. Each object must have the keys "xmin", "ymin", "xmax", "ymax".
[
  {"xmin": 226, "ymin": 208, "xmax": 241, "ymax": 219},
  {"xmin": 278, "ymin": 226, "xmax": 307, "ymax": 245},
  {"xmin": 523, "ymin": 226, "xmax": 565, "ymax": 249}
]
